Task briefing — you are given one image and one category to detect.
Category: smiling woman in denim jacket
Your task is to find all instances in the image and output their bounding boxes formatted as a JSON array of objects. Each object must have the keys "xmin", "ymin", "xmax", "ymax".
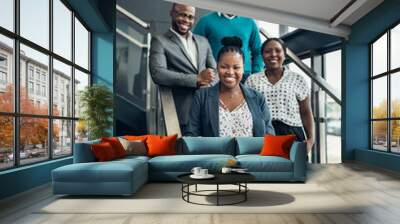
[{"xmin": 185, "ymin": 36, "xmax": 275, "ymax": 137}]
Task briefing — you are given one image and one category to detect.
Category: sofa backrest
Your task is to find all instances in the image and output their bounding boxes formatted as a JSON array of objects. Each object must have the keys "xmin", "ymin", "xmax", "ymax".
[
  {"xmin": 235, "ymin": 137, "xmax": 264, "ymax": 155},
  {"xmin": 181, "ymin": 137, "xmax": 235, "ymax": 155},
  {"xmin": 73, "ymin": 139, "xmax": 100, "ymax": 163}
]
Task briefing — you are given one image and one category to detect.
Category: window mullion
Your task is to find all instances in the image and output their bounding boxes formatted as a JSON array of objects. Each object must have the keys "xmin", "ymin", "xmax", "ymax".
[
  {"xmin": 13, "ymin": 0, "xmax": 20, "ymax": 167},
  {"xmin": 387, "ymin": 29, "xmax": 391, "ymax": 152},
  {"xmin": 49, "ymin": 0, "xmax": 54, "ymax": 160},
  {"xmin": 71, "ymin": 10, "xmax": 76, "ymax": 154}
]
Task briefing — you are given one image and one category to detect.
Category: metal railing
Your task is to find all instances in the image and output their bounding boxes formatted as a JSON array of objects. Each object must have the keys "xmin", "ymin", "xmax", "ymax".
[{"xmin": 116, "ymin": 4, "xmax": 180, "ymax": 136}]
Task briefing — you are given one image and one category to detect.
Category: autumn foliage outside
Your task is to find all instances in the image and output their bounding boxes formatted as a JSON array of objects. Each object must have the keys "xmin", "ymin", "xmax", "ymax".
[
  {"xmin": 372, "ymin": 99, "xmax": 400, "ymax": 148},
  {"xmin": 0, "ymin": 85, "xmax": 59, "ymax": 159}
]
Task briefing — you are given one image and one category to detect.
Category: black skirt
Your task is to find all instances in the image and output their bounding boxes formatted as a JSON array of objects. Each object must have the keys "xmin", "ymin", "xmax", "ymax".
[{"xmin": 272, "ymin": 120, "xmax": 306, "ymax": 141}]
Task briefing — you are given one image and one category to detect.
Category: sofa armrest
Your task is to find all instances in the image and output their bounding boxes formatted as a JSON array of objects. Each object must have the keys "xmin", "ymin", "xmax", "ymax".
[
  {"xmin": 73, "ymin": 140, "xmax": 100, "ymax": 163},
  {"xmin": 289, "ymin": 141, "xmax": 307, "ymax": 181}
]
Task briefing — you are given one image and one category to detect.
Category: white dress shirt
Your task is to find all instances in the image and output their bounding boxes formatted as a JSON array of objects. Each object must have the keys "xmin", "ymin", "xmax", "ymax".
[{"xmin": 170, "ymin": 28, "xmax": 198, "ymax": 69}]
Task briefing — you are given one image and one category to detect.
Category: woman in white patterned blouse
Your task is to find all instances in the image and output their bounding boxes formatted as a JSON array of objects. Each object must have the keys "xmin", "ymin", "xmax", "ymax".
[{"xmin": 245, "ymin": 38, "xmax": 314, "ymax": 153}]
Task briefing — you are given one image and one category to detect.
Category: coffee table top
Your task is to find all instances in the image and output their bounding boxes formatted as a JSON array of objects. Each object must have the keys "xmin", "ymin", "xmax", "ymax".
[{"xmin": 177, "ymin": 172, "xmax": 255, "ymax": 185}]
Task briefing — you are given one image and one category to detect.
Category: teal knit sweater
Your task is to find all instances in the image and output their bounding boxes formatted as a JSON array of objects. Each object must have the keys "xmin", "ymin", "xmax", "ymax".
[{"xmin": 193, "ymin": 12, "xmax": 264, "ymax": 76}]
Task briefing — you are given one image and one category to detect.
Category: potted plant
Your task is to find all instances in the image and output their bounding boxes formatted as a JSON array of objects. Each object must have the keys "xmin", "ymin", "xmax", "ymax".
[{"xmin": 79, "ymin": 84, "xmax": 113, "ymax": 140}]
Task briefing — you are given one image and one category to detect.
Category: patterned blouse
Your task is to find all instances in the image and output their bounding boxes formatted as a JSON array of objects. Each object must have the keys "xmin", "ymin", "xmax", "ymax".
[
  {"xmin": 218, "ymin": 99, "xmax": 253, "ymax": 137},
  {"xmin": 245, "ymin": 69, "xmax": 309, "ymax": 127}
]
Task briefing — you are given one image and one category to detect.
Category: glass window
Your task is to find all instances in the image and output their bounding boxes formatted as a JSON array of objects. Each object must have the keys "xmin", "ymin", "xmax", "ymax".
[
  {"xmin": 20, "ymin": 0, "xmax": 49, "ymax": 49},
  {"xmin": 0, "ymin": 55, "xmax": 7, "ymax": 67},
  {"xmin": 75, "ymin": 120, "xmax": 88, "ymax": 143},
  {"xmin": 74, "ymin": 69, "xmax": 89, "ymax": 118},
  {"xmin": 0, "ymin": 71, "xmax": 6, "ymax": 84},
  {"xmin": 74, "ymin": 18, "xmax": 89, "ymax": 70},
  {"xmin": 372, "ymin": 77, "xmax": 387, "ymax": 119},
  {"xmin": 372, "ymin": 121, "xmax": 388, "ymax": 151},
  {"xmin": 53, "ymin": 59, "xmax": 72, "ymax": 116},
  {"xmin": 28, "ymin": 81, "xmax": 34, "ymax": 93},
  {"xmin": 0, "ymin": 35, "xmax": 14, "ymax": 113},
  {"xmin": 0, "ymin": 0, "xmax": 91, "ymax": 169},
  {"xmin": 391, "ymin": 24, "xmax": 400, "ymax": 70},
  {"xmin": 0, "ymin": 0, "xmax": 14, "ymax": 31},
  {"xmin": 324, "ymin": 50, "xmax": 342, "ymax": 163},
  {"xmin": 371, "ymin": 25, "xmax": 400, "ymax": 153},
  {"xmin": 0, "ymin": 116, "xmax": 13, "ymax": 170},
  {"xmin": 372, "ymin": 33, "xmax": 387, "ymax": 76},
  {"xmin": 35, "ymin": 70, "xmax": 40, "ymax": 80},
  {"xmin": 53, "ymin": 119, "xmax": 72, "ymax": 158},
  {"xmin": 20, "ymin": 44, "xmax": 49, "ymax": 115},
  {"xmin": 19, "ymin": 117, "xmax": 49, "ymax": 165},
  {"xmin": 324, "ymin": 50, "xmax": 342, "ymax": 98},
  {"xmin": 391, "ymin": 72, "xmax": 400, "ymax": 118},
  {"xmin": 41, "ymin": 85, "xmax": 46, "ymax": 96},
  {"xmin": 28, "ymin": 67, "xmax": 34, "ymax": 79},
  {"xmin": 258, "ymin": 21, "xmax": 280, "ymax": 39},
  {"xmin": 36, "ymin": 83, "xmax": 40, "ymax": 95},
  {"xmin": 391, "ymin": 120, "xmax": 400, "ymax": 153},
  {"xmin": 53, "ymin": 0, "xmax": 72, "ymax": 60}
]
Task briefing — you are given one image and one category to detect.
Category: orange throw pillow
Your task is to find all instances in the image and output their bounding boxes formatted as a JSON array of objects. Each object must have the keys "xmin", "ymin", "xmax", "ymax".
[
  {"xmin": 260, "ymin": 135, "xmax": 296, "ymax": 159},
  {"xmin": 101, "ymin": 137, "xmax": 127, "ymax": 158},
  {"xmin": 124, "ymin": 135, "xmax": 149, "ymax": 141},
  {"xmin": 146, "ymin": 134, "xmax": 177, "ymax": 157},
  {"xmin": 91, "ymin": 142, "xmax": 117, "ymax": 161}
]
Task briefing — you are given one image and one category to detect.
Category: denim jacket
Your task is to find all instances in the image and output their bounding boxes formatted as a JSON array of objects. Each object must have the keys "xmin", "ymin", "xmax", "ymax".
[{"xmin": 185, "ymin": 83, "xmax": 275, "ymax": 137}]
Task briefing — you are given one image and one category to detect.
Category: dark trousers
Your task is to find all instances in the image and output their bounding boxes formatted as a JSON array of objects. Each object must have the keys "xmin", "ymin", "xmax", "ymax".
[
  {"xmin": 180, "ymin": 124, "xmax": 187, "ymax": 136},
  {"xmin": 272, "ymin": 120, "xmax": 306, "ymax": 141},
  {"xmin": 273, "ymin": 120, "xmax": 309, "ymax": 161}
]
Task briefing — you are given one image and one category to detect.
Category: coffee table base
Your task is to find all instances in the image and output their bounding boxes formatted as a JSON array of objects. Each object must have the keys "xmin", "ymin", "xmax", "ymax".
[{"xmin": 181, "ymin": 183, "xmax": 249, "ymax": 206}]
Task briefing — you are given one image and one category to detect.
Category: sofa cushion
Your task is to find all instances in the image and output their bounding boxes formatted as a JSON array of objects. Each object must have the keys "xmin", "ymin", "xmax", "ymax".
[
  {"xmin": 181, "ymin": 137, "xmax": 235, "ymax": 155},
  {"xmin": 147, "ymin": 134, "xmax": 177, "ymax": 157},
  {"xmin": 260, "ymin": 135, "xmax": 296, "ymax": 159},
  {"xmin": 148, "ymin": 154, "xmax": 235, "ymax": 172},
  {"xmin": 118, "ymin": 137, "xmax": 147, "ymax": 156},
  {"xmin": 101, "ymin": 137, "xmax": 127, "ymax": 158},
  {"xmin": 236, "ymin": 155, "xmax": 293, "ymax": 172},
  {"xmin": 236, "ymin": 137, "xmax": 263, "ymax": 155},
  {"xmin": 91, "ymin": 142, "xmax": 118, "ymax": 161},
  {"xmin": 53, "ymin": 158, "xmax": 147, "ymax": 183}
]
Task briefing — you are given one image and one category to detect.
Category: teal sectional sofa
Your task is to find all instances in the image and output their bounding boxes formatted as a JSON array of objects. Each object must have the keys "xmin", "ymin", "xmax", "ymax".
[{"xmin": 52, "ymin": 137, "xmax": 307, "ymax": 196}]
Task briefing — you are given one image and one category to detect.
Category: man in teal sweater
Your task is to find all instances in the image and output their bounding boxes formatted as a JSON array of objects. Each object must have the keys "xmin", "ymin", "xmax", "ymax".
[{"xmin": 193, "ymin": 12, "xmax": 264, "ymax": 82}]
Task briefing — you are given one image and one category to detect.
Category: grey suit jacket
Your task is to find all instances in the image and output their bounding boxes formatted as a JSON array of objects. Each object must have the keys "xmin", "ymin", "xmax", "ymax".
[{"xmin": 149, "ymin": 29, "xmax": 216, "ymax": 125}]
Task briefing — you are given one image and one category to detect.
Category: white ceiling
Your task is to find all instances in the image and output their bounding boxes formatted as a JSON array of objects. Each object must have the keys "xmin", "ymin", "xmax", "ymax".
[{"xmin": 168, "ymin": 0, "xmax": 384, "ymax": 38}]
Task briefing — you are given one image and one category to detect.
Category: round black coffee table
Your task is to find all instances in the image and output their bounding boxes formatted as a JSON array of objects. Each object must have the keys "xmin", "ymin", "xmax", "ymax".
[{"xmin": 177, "ymin": 173, "xmax": 255, "ymax": 206}]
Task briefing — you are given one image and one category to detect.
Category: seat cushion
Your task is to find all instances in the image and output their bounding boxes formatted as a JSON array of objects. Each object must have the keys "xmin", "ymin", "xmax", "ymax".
[
  {"xmin": 236, "ymin": 155, "xmax": 293, "ymax": 172},
  {"xmin": 181, "ymin": 137, "xmax": 235, "ymax": 155},
  {"xmin": 236, "ymin": 137, "xmax": 263, "ymax": 155},
  {"xmin": 53, "ymin": 158, "xmax": 147, "ymax": 183},
  {"xmin": 149, "ymin": 154, "xmax": 235, "ymax": 172}
]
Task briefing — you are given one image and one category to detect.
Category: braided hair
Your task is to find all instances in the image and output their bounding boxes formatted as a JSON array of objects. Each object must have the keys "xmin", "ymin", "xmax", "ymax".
[{"xmin": 217, "ymin": 36, "xmax": 244, "ymax": 63}]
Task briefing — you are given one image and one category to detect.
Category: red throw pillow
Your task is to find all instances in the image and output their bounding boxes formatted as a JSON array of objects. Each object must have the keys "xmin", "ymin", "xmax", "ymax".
[
  {"xmin": 91, "ymin": 142, "xmax": 117, "ymax": 161},
  {"xmin": 146, "ymin": 134, "xmax": 177, "ymax": 157},
  {"xmin": 101, "ymin": 137, "xmax": 127, "ymax": 158},
  {"xmin": 260, "ymin": 135, "xmax": 296, "ymax": 159}
]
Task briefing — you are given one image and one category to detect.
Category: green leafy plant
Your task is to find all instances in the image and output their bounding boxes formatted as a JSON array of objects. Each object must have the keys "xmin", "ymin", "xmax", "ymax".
[{"xmin": 79, "ymin": 84, "xmax": 113, "ymax": 140}]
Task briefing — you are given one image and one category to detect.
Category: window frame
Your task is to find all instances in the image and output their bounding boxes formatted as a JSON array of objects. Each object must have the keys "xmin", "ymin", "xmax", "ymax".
[
  {"xmin": 369, "ymin": 20, "xmax": 400, "ymax": 154},
  {"xmin": 0, "ymin": 0, "xmax": 92, "ymax": 171}
]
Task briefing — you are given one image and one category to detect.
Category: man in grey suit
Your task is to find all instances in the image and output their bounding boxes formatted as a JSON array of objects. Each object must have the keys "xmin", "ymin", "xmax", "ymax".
[{"xmin": 149, "ymin": 3, "xmax": 216, "ymax": 133}]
